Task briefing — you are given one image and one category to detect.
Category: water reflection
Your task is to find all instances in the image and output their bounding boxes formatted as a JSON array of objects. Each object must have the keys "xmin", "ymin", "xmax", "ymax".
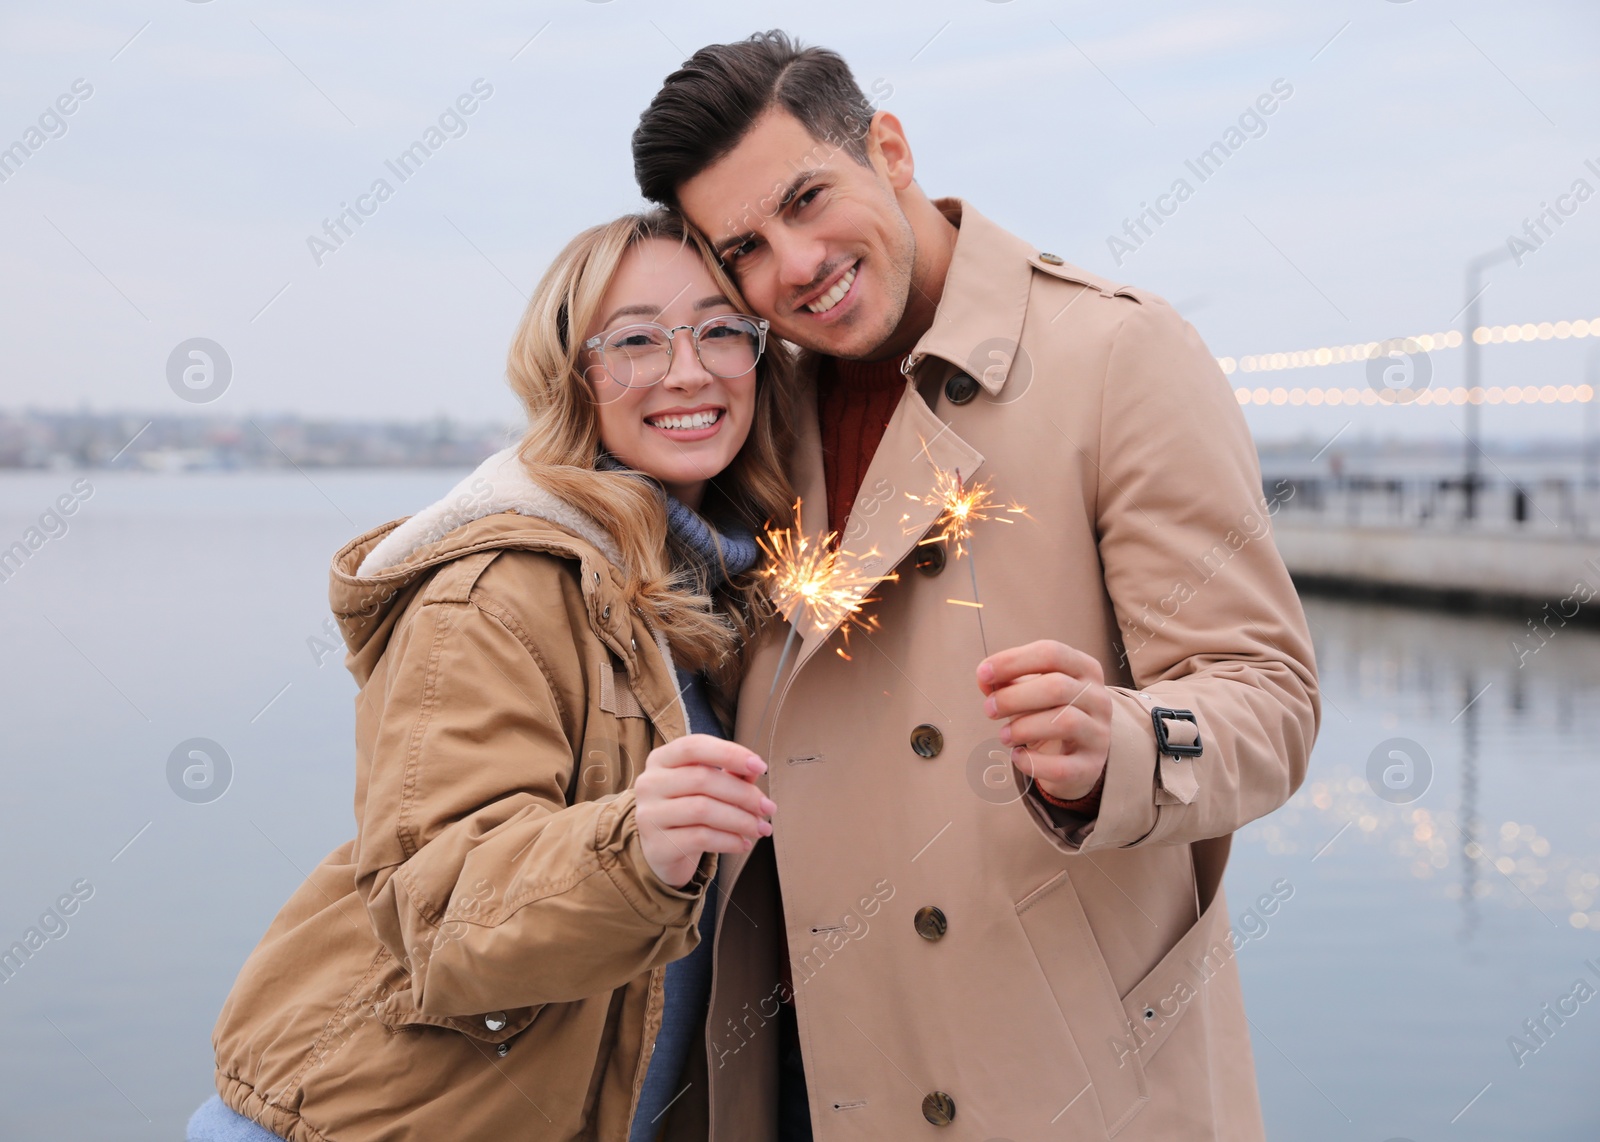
[
  {"xmin": 1228, "ymin": 592, "xmax": 1600, "ymax": 1138},
  {"xmin": 1460, "ymin": 668, "xmax": 1480, "ymax": 943},
  {"xmin": 1239, "ymin": 594, "xmax": 1600, "ymax": 935}
]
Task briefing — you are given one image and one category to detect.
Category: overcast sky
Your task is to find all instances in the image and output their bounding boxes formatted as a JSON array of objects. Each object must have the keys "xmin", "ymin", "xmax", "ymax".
[{"xmin": 1, "ymin": 0, "xmax": 1596, "ymax": 445}]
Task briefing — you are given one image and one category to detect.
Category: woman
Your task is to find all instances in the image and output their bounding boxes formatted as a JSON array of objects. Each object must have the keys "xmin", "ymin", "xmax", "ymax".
[{"xmin": 189, "ymin": 210, "xmax": 797, "ymax": 1140}]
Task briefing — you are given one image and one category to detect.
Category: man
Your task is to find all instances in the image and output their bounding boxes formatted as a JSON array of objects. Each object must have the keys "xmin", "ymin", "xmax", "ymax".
[{"xmin": 632, "ymin": 30, "xmax": 1319, "ymax": 1140}]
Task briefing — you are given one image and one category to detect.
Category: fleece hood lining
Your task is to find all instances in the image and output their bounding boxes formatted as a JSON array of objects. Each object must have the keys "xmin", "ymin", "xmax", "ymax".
[
  {"xmin": 349, "ymin": 445, "xmax": 693, "ymax": 736},
  {"xmin": 357, "ymin": 446, "xmax": 626, "ymax": 577}
]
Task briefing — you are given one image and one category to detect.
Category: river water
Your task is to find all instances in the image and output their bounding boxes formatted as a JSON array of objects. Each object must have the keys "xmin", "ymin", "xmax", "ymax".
[{"xmin": 0, "ymin": 470, "xmax": 1595, "ymax": 1139}]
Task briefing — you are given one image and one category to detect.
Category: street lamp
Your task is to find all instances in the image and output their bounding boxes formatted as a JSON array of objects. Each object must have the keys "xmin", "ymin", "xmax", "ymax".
[
  {"xmin": 1461, "ymin": 247, "xmax": 1515, "ymax": 520},
  {"xmin": 1587, "ymin": 343, "xmax": 1600, "ymax": 493}
]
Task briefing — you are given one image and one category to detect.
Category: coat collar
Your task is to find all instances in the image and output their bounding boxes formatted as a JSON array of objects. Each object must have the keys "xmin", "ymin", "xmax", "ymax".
[
  {"xmin": 905, "ymin": 198, "xmax": 1039, "ymax": 398},
  {"xmin": 771, "ymin": 198, "xmax": 1042, "ymax": 671}
]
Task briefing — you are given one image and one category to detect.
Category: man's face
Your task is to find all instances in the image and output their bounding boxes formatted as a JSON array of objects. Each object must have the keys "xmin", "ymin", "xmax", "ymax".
[{"xmin": 677, "ymin": 108, "xmax": 917, "ymax": 361}]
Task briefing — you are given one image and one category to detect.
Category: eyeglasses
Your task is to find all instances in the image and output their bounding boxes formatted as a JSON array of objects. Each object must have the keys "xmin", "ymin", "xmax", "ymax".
[{"xmin": 582, "ymin": 313, "xmax": 769, "ymax": 389}]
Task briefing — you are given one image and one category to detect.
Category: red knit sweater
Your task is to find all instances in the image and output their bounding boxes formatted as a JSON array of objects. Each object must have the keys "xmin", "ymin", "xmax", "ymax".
[{"xmin": 815, "ymin": 355, "xmax": 905, "ymax": 531}]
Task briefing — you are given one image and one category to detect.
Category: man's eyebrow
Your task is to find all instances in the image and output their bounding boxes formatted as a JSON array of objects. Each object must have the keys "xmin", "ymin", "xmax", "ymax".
[
  {"xmin": 711, "ymin": 168, "xmax": 822, "ymax": 257},
  {"xmin": 777, "ymin": 169, "xmax": 820, "ymax": 208},
  {"xmin": 712, "ymin": 231, "xmax": 754, "ymax": 260}
]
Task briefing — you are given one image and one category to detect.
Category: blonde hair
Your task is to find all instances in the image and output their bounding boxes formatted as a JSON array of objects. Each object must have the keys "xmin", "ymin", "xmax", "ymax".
[{"xmin": 505, "ymin": 211, "xmax": 797, "ymax": 711}]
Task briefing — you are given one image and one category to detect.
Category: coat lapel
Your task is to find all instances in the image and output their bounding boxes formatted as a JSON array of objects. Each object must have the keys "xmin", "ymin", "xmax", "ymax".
[
  {"xmin": 723, "ymin": 363, "xmax": 985, "ymax": 897},
  {"xmin": 784, "ymin": 374, "xmax": 985, "ymax": 678}
]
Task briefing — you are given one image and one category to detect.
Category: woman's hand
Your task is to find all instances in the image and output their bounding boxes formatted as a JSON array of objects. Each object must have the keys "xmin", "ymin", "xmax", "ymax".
[{"xmin": 634, "ymin": 735, "xmax": 775, "ymax": 888}]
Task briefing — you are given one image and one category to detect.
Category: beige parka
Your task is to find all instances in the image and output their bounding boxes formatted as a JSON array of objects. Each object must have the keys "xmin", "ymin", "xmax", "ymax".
[{"xmin": 210, "ymin": 448, "xmax": 722, "ymax": 1141}]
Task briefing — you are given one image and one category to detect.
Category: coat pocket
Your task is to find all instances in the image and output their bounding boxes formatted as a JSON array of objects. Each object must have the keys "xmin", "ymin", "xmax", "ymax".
[
  {"xmin": 1112, "ymin": 885, "xmax": 1231, "ymax": 1069},
  {"xmin": 1015, "ymin": 869, "xmax": 1150, "ymax": 1136}
]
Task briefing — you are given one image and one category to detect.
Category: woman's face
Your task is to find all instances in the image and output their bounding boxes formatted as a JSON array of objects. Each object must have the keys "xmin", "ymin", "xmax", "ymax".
[{"xmin": 582, "ymin": 238, "xmax": 760, "ymax": 510}]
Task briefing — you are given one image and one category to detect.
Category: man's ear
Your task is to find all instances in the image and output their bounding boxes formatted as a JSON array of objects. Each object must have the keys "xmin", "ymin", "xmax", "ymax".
[{"xmin": 867, "ymin": 111, "xmax": 915, "ymax": 191}]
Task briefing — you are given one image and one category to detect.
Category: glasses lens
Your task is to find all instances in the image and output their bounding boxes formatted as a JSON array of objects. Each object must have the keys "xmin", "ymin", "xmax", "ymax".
[
  {"xmin": 697, "ymin": 316, "xmax": 763, "ymax": 379},
  {"xmin": 601, "ymin": 325, "xmax": 671, "ymax": 388}
]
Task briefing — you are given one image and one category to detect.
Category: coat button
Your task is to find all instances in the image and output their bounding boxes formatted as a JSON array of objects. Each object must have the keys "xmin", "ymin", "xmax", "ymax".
[
  {"xmin": 601, "ymin": 605, "xmax": 611, "ymax": 620},
  {"xmin": 1039, "ymin": 251, "xmax": 1064, "ymax": 265},
  {"xmin": 909, "ymin": 724, "xmax": 944, "ymax": 758},
  {"xmin": 921, "ymin": 1091, "xmax": 956, "ymax": 1125},
  {"xmin": 484, "ymin": 1011, "xmax": 508, "ymax": 1032},
  {"xmin": 496, "ymin": 1043, "xmax": 510, "ymax": 1057},
  {"xmin": 912, "ymin": 543, "xmax": 946, "ymax": 576},
  {"xmin": 943, "ymin": 372, "xmax": 979, "ymax": 405},
  {"xmin": 913, "ymin": 906, "xmax": 948, "ymax": 941}
]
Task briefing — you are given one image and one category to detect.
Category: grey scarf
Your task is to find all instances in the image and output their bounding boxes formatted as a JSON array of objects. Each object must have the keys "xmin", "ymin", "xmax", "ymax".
[{"xmin": 595, "ymin": 452, "xmax": 760, "ymax": 590}]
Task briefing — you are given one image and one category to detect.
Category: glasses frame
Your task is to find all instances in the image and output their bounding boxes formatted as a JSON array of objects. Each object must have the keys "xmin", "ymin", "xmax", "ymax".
[{"xmin": 581, "ymin": 313, "xmax": 770, "ymax": 388}]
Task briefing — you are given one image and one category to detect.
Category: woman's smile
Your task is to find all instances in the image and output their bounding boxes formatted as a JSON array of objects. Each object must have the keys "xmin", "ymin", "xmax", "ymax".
[{"xmin": 644, "ymin": 403, "xmax": 727, "ymax": 441}]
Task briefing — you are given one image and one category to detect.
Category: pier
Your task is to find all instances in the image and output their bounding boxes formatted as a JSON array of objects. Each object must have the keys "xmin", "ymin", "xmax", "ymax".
[{"xmin": 1268, "ymin": 468, "xmax": 1600, "ymax": 615}]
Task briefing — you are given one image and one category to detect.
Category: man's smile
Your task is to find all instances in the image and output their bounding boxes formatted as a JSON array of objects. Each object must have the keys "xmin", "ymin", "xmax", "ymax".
[{"xmin": 801, "ymin": 260, "xmax": 860, "ymax": 316}]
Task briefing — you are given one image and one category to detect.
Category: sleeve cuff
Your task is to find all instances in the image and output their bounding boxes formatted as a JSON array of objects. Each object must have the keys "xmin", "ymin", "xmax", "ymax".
[
  {"xmin": 597, "ymin": 790, "xmax": 715, "ymax": 926},
  {"xmin": 1034, "ymin": 771, "xmax": 1105, "ymax": 815}
]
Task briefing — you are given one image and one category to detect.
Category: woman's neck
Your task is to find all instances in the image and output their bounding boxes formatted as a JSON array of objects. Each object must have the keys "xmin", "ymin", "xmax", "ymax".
[{"xmin": 662, "ymin": 479, "xmax": 705, "ymax": 511}]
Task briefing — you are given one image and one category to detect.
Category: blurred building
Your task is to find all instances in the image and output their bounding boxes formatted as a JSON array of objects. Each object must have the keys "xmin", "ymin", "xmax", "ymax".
[{"xmin": 0, "ymin": 408, "xmax": 519, "ymax": 471}]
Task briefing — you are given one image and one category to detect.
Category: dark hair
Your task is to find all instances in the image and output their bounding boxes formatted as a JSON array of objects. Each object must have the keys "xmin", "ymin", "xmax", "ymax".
[{"xmin": 633, "ymin": 30, "xmax": 877, "ymax": 210}]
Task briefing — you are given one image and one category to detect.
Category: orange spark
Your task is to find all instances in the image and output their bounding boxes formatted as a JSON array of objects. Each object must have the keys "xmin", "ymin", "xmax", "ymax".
[
  {"xmin": 758, "ymin": 499, "xmax": 898, "ymax": 638},
  {"xmin": 907, "ymin": 466, "xmax": 1029, "ymax": 558}
]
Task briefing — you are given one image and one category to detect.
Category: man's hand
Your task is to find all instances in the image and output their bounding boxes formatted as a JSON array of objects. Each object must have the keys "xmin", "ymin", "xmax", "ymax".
[
  {"xmin": 634, "ymin": 735, "xmax": 775, "ymax": 888},
  {"xmin": 978, "ymin": 640, "xmax": 1111, "ymax": 802}
]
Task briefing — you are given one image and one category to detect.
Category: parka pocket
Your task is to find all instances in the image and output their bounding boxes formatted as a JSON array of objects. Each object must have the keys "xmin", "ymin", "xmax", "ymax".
[
  {"xmin": 365, "ymin": 897, "xmax": 544, "ymax": 1046},
  {"xmin": 373, "ymin": 982, "xmax": 543, "ymax": 1045},
  {"xmin": 1015, "ymin": 869, "xmax": 1150, "ymax": 1136}
]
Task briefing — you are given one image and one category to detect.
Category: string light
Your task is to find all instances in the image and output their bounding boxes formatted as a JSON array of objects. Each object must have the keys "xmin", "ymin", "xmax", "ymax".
[
  {"xmin": 1234, "ymin": 383, "xmax": 1594, "ymax": 407},
  {"xmin": 1218, "ymin": 314, "xmax": 1599, "ymax": 405},
  {"xmin": 1216, "ymin": 315, "xmax": 1598, "ymax": 378}
]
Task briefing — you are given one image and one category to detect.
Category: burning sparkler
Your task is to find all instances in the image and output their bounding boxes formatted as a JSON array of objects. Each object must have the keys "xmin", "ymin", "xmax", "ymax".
[
  {"xmin": 906, "ymin": 466, "xmax": 1029, "ymax": 655},
  {"xmin": 753, "ymin": 500, "xmax": 898, "ymax": 746}
]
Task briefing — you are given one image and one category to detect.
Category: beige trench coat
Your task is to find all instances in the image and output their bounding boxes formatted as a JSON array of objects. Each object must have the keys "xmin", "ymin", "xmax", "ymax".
[{"xmin": 694, "ymin": 200, "xmax": 1320, "ymax": 1140}]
